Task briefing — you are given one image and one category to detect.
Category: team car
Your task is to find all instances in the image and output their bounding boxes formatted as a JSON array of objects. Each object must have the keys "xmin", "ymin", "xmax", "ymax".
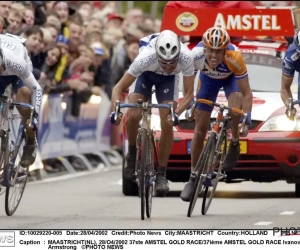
[{"xmin": 121, "ymin": 6, "xmax": 300, "ymax": 197}]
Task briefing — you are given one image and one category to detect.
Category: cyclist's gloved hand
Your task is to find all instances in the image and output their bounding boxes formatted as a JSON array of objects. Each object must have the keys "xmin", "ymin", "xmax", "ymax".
[
  {"xmin": 110, "ymin": 111, "xmax": 123, "ymax": 126},
  {"xmin": 185, "ymin": 99, "xmax": 196, "ymax": 121},
  {"xmin": 285, "ymin": 108, "xmax": 297, "ymax": 121},
  {"xmin": 172, "ymin": 113, "xmax": 179, "ymax": 126},
  {"xmin": 29, "ymin": 111, "xmax": 39, "ymax": 131},
  {"xmin": 31, "ymin": 117, "xmax": 38, "ymax": 131},
  {"xmin": 239, "ymin": 112, "xmax": 252, "ymax": 125},
  {"xmin": 239, "ymin": 125, "xmax": 249, "ymax": 137},
  {"xmin": 187, "ymin": 99, "xmax": 195, "ymax": 110}
]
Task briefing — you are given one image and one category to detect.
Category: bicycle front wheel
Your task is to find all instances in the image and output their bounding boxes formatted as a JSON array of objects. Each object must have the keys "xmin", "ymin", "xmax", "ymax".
[
  {"xmin": 146, "ymin": 132, "xmax": 156, "ymax": 218},
  {"xmin": 188, "ymin": 134, "xmax": 216, "ymax": 217},
  {"xmin": 5, "ymin": 137, "xmax": 28, "ymax": 216},
  {"xmin": 137, "ymin": 129, "xmax": 147, "ymax": 220},
  {"xmin": 5, "ymin": 167, "xmax": 28, "ymax": 216},
  {"xmin": 201, "ymin": 134, "xmax": 227, "ymax": 215}
]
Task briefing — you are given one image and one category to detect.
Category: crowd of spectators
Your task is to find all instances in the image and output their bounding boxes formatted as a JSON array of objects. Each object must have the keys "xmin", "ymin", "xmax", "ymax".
[
  {"xmin": 0, "ymin": 1, "xmax": 162, "ymax": 101},
  {"xmin": 0, "ymin": 1, "xmax": 162, "ymax": 173}
]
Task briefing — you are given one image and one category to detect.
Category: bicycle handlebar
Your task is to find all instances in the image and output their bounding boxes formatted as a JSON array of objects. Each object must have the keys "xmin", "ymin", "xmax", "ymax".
[
  {"xmin": 198, "ymin": 99, "xmax": 245, "ymax": 116},
  {"xmin": 197, "ymin": 98, "xmax": 247, "ymax": 134},
  {"xmin": 0, "ymin": 96, "xmax": 36, "ymax": 127},
  {"xmin": 115, "ymin": 99, "xmax": 174, "ymax": 122}
]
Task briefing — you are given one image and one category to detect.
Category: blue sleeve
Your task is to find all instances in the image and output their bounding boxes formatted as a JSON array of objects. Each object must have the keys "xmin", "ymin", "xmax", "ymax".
[{"xmin": 282, "ymin": 44, "xmax": 298, "ymax": 78}]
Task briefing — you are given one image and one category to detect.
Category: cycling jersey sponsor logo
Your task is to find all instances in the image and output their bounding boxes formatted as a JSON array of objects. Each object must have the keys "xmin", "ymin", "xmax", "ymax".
[
  {"xmin": 184, "ymin": 68, "xmax": 194, "ymax": 76},
  {"xmin": 282, "ymin": 59, "xmax": 292, "ymax": 70},
  {"xmin": 291, "ymin": 52, "xmax": 299, "ymax": 61},
  {"xmin": 6, "ymin": 59, "xmax": 24, "ymax": 75},
  {"xmin": 0, "ymin": 37, "xmax": 16, "ymax": 50},
  {"xmin": 176, "ymin": 12, "xmax": 198, "ymax": 32},
  {"xmin": 179, "ymin": 53, "xmax": 192, "ymax": 67},
  {"xmin": 194, "ymin": 54, "xmax": 204, "ymax": 61},
  {"xmin": 202, "ymin": 71, "xmax": 231, "ymax": 79},
  {"xmin": 224, "ymin": 55, "xmax": 242, "ymax": 71},
  {"xmin": 218, "ymin": 67, "xmax": 228, "ymax": 72},
  {"xmin": 34, "ymin": 89, "xmax": 43, "ymax": 113},
  {"xmin": 139, "ymin": 54, "xmax": 157, "ymax": 68}
]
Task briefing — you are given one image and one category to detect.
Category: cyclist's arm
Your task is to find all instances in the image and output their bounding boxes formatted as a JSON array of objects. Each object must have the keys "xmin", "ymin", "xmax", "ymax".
[
  {"xmin": 236, "ymin": 76, "xmax": 253, "ymax": 113},
  {"xmin": 176, "ymin": 74, "xmax": 195, "ymax": 115},
  {"xmin": 21, "ymin": 72, "xmax": 43, "ymax": 116},
  {"xmin": 281, "ymin": 57, "xmax": 296, "ymax": 108},
  {"xmin": 111, "ymin": 54, "xmax": 144, "ymax": 110},
  {"xmin": 111, "ymin": 72, "xmax": 136, "ymax": 111},
  {"xmin": 175, "ymin": 50, "xmax": 196, "ymax": 115},
  {"xmin": 281, "ymin": 75, "xmax": 294, "ymax": 108},
  {"xmin": 226, "ymin": 51, "xmax": 252, "ymax": 113}
]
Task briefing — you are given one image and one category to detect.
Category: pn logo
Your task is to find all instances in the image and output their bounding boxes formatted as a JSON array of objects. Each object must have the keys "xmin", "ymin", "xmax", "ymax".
[{"xmin": 0, "ymin": 231, "xmax": 15, "ymax": 247}]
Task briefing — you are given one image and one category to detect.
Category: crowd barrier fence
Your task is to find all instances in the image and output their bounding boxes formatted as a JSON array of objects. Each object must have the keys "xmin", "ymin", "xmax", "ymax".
[{"xmin": 8, "ymin": 91, "xmax": 122, "ymax": 180}]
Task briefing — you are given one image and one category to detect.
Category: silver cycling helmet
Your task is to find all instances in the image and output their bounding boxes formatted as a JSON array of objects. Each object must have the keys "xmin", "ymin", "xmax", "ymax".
[{"xmin": 155, "ymin": 30, "xmax": 181, "ymax": 61}]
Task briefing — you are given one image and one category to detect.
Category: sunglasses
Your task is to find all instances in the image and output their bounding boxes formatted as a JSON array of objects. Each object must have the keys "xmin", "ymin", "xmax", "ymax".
[{"xmin": 158, "ymin": 57, "xmax": 178, "ymax": 65}]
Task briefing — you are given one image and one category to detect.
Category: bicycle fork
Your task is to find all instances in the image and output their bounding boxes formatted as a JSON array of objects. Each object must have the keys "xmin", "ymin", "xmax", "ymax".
[{"xmin": 1, "ymin": 120, "xmax": 24, "ymax": 187}]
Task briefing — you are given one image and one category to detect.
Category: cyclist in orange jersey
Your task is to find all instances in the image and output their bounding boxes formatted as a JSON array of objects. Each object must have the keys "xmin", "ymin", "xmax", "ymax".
[{"xmin": 180, "ymin": 27, "xmax": 253, "ymax": 202}]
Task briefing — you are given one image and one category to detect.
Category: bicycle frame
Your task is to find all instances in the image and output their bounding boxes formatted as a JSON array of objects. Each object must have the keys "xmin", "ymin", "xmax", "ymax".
[
  {"xmin": 135, "ymin": 99, "xmax": 156, "ymax": 186},
  {"xmin": 198, "ymin": 99, "xmax": 246, "ymax": 176},
  {"xmin": 0, "ymin": 96, "xmax": 35, "ymax": 187},
  {"xmin": 116, "ymin": 99, "xmax": 174, "ymax": 181},
  {"xmin": 116, "ymin": 99, "xmax": 173, "ymax": 219}
]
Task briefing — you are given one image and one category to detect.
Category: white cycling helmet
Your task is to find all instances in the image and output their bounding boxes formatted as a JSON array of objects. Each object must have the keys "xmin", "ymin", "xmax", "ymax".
[{"xmin": 155, "ymin": 30, "xmax": 181, "ymax": 61}]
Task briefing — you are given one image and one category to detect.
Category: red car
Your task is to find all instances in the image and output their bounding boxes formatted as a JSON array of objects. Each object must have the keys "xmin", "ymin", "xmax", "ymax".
[{"xmin": 121, "ymin": 7, "xmax": 300, "ymax": 197}]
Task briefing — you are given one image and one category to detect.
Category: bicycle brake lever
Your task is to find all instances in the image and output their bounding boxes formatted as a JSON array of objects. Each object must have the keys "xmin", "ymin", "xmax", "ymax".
[
  {"xmin": 115, "ymin": 100, "xmax": 120, "ymax": 120},
  {"xmin": 189, "ymin": 97, "xmax": 197, "ymax": 118},
  {"xmin": 287, "ymin": 97, "xmax": 293, "ymax": 116},
  {"xmin": 169, "ymin": 102, "xmax": 174, "ymax": 122},
  {"xmin": 29, "ymin": 106, "xmax": 34, "ymax": 127},
  {"xmin": 239, "ymin": 113, "xmax": 247, "ymax": 134}
]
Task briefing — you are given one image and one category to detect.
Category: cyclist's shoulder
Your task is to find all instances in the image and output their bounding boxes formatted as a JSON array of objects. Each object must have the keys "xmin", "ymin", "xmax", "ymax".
[
  {"xmin": 139, "ymin": 33, "xmax": 159, "ymax": 51},
  {"xmin": 191, "ymin": 42, "xmax": 204, "ymax": 62},
  {"xmin": 178, "ymin": 44, "xmax": 194, "ymax": 68},
  {"xmin": 224, "ymin": 44, "xmax": 245, "ymax": 63},
  {"xmin": 224, "ymin": 44, "xmax": 247, "ymax": 74},
  {"xmin": 132, "ymin": 47, "xmax": 157, "ymax": 70},
  {"xmin": 284, "ymin": 43, "xmax": 300, "ymax": 62}
]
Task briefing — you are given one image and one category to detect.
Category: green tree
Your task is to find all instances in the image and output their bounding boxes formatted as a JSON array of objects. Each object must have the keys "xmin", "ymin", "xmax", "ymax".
[{"xmin": 121, "ymin": 1, "xmax": 168, "ymax": 19}]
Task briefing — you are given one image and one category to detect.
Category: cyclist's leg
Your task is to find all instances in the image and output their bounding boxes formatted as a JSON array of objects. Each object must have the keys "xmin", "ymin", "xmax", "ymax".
[
  {"xmin": 0, "ymin": 75, "xmax": 10, "ymax": 97},
  {"xmin": 12, "ymin": 78, "xmax": 37, "ymax": 166},
  {"xmin": 222, "ymin": 75, "xmax": 243, "ymax": 171},
  {"xmin": 153, "ymin": 73, "xmax": 179, "ymax": 195},
  {"xmin": 125, "ymin": 72, "xmax": 151, "ymax": 181},
  {"xmin": 180, "ymin": 76, "xmax": 220, "ymax": 202}
]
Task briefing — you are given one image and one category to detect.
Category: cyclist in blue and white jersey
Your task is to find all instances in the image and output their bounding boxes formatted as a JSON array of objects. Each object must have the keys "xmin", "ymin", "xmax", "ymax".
[
  {"xmin": 0, "ymin": 33, "xmax": 42, "ymax": 167},
  {"xmin": 111, "ymin": 30, "xmax": 195, "ymax": 196},
  {"xmin": 281, "ymin": 29, "xmax": 300, "ymax": 119}
]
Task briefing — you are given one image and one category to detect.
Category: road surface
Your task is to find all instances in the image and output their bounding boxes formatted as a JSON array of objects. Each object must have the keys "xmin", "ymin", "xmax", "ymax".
[{"xmin": 0, "ymin": 166, "xmax": 299, "ymax": 229}]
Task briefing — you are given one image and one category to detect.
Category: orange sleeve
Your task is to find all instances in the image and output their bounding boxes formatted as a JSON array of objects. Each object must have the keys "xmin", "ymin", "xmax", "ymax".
[{"xmin": 224, "ymin": 50, "xmax": 248, "ymax": 79}]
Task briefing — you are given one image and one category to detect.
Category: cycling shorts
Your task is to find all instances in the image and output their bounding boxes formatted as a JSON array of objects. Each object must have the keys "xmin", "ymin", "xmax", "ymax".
[{"xmin": 196, "ymin": 73, "xmax": 240, "ymax": 112}]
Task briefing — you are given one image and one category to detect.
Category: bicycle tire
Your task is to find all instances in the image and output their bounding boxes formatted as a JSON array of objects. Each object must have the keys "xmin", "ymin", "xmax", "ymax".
[
  {"xmin": 201, "ymin": 134, "xmax": 227, "ymax": 215},
  {"xmin": 146, "ymin": 133, "xmax": 156, "ymax": 218},
  {"xmin": 0, "ymin": 132, "xmax": 7, "ymax": 180},
  {"xmin": 138, "ymin": 129, "xmax": 147, "ymax": 220},
  {"xmin": 187, "ymin": 134, "xmax": 216, "ymax": 217},
  {"xmin": 5, "ymin": 135, "xmax": 28, "ymax": 216}
]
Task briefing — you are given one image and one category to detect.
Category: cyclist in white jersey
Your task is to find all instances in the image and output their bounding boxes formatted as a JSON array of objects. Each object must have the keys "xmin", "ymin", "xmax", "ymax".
[
  {"xmin": 111, "ymin": 30, "xmax": 195, "ymax": 196},
  {"xmin": 0, "ymin": 33, "xmax": 42, "ymax": 167}
]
